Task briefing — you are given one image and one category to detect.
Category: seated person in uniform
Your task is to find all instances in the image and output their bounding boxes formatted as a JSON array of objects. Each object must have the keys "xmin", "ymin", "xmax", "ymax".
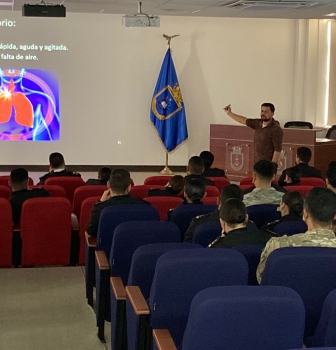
[
  {"xmin": 184, "ymin": 156, "xmax": 215, "ymax": 186},
  {"xmin": 208, "ymin": 198, "xmax": 274, "ymax": 248},
  {"xmin": 263, "ymin": 191, "xmax": 306, "ymax": 233},
  {"xmin": 243, "ymin": 160, "xmax": 284, "ymax": 207},
  {"xmin": 86, "ymin": 168, "xmax": 149, "ymax": 237},
  {"xmin": 85, "ymin": 167, "xmax": 111, "ymax": 186},
  {"xmin": 9, "ymin": 168, "xmax": 50, "ymax": 225},
  {"xmin": 199, "ymin": 151, "xmax": 226, "ymax": 178},
  {"xmin": 38, "ymin": 152, "xmax": 81, "ymax": 185},
  {"xmin": 147, "ymin": 175, "xmax": 185, "ymax": 197},
  {"xmin": 257, "ymin": 187, "xmax": 336, "ymax": 283},
  {"xmin": 184, "ymin": 184, "xmax": 243, "ymax": 243},
  {"xmin": 278, "ymin": 147, "xmax": 322, "ymax": 186},
  {"xmin": 280, "ymin": 167, "xmax": 301, "ymax": 187}
]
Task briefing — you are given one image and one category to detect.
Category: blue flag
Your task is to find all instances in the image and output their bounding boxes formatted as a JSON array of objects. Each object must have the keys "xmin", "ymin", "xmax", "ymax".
[{"xmin": 150, "ymin": 48, "xmax": 188, "ymax": 153}]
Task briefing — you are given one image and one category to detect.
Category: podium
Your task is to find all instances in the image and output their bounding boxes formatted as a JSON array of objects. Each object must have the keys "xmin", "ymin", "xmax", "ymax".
[{"xmin": 210, "ymin": 124, "xmax": 336, "ymax": 182}]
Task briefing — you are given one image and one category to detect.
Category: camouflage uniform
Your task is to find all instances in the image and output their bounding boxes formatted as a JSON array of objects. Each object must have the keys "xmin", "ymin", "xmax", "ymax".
[
  {"xmin": 257, "ymin": 229, "xmax": 336, "ymax": 282},
  {"xmin": 243, "ymin": 187, "xmax": 284, "ymax": 207}
]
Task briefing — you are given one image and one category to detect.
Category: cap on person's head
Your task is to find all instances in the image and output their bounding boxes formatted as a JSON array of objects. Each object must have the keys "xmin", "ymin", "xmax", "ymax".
[
  {"xmin": 199, "ymin": 151, "xmax": 214, "ymax": 169},
  {"xmin": 297, "ymin": 147, "xmax": 312, "ymax": 164},
  {"xmin": 304, "ymin": 187, "xmax": 336, "ymax": 225},
  {"xmin": 327, "ymin": 161, "xmax": 336, "ymax": 189},
  {"xmin": 188, "ymin": 156, "xmax": 204, "ymax": 175},
  {"xmin": 109, "ymin": 168, "xmax": 131, "ymax": 194},
  {"xmin": 184, "ymin": 178, "xmax": 206, "ymax": 203},
  {"xmin": 281, "ymin": 191, "xmax": 304, "ymax": 216},
  {"xmin": 261, "ymin": 103, "xmax": 275, "ymax": 113},
  {"xmin": 49, "ymin": 152, "xmax": 65, "ymax": 169},
  {"xmin": 220, "ymin": 184, "xmax": 244, "ymax": 203},
  {"xmin": 220, "ymin": 198, "xmax": 246, "ymax": 226},
  {"xmin": 253, "ymin": 160, "xmax": 274, "ymax": 181},
  {"xmin": 98, "ymin": 167, "xmax": 112, "ymax": 183},
  {"xmin": 168, "ymin": 175, "xmax": 185, "ymax": 193},
  {"xmin": 10, "ymin": 168, "xmax": 28, "ymax": 186}
]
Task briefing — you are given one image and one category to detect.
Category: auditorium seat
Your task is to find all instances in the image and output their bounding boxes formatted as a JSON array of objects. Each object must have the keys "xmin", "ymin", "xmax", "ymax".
[
  {"xmin": 207, "ymin": 177, "xmax": 230, "ymax": 192},
  {"xmin": 129, "ymin": 185, "xmax": 165, "ymax": 199},
  {"xmin": 45, "ymin": 177, "xmax": 85, "ymax": 203},
  {"xmin": 240, "ymin": 177, "xmax": 254, "ymax": 186},
  {"xmin": 0, "ymin": 175, "xmax": 34, "ymax": 189},
  {"xmin": 246, "ymin": 204, "xmax": 280, "ymax": 228},
  {"xmin": 326, "ymin": 125, "xmax": 336, "ymax": 139},
  {"xmin": 202, "ymin": 196, "xmax": 218, "ymax": 205},
  {"xmin": 29, "ymin": 185, "xmax": 66, "ymax": 198},
  {"xmin": 299, "ymin": 177, "xmax": 326, "ymax": 187},
  {"xmin": 0, "ymin": 198, "xmax": 13, "ymax": 267},
  {"xmin": 192, "ymin": 221, "xmax": 221, "ymax": 247},
  {"xmin": 284, "ymin": 121, "xmax": 313, "ymax": 129},
  {"xmin": 144, "ymin": 175, "xmax": 173, "ymax": 186},
  {"xmin": 144, "ymin": 196, "xmax": 184, "ymax": 221},
  {"xmin": 284, "ymin": 185, "xmax": 313, "ymax": 197},
  {"xmin": 273, "ymin": 220, "xmax": 307, "ymax": 236},
  {"xmin": 205, "ymin": 185, "xmax": 219, "ymax": 197},
  {"xmin": 0, "ymin": 185, "xmax": 11, "ymax": 199}
]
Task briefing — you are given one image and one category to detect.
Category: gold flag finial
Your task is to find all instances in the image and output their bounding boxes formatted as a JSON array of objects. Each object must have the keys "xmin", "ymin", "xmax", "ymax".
[{"xmin": 163, "ymin": 34, "xmax": 180, "ymax": 46}]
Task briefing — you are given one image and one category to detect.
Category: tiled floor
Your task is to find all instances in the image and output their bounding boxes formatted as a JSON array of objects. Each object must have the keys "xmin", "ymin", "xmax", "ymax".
[{"xmin": 0, "ymin": 267, "xmax": 110, "ymax": 350}]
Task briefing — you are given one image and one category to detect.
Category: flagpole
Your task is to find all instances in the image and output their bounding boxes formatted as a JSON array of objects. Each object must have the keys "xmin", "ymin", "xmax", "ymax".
[{"xmin": 160, "ymin": 152, "xmax": 174, "ymax": 175}]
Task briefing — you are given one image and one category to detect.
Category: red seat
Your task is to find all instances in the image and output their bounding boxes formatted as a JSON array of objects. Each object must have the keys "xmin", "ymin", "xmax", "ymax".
[
  {"xmin": 202, "ymin": 197, "xmax": 218, "ymax": 205},
  {"xmin": 299, "ymin": 177, "xmax": 326, "ymax": 187},
  {"xmin": 130, "ymin": 185, "xmax": 165, "ymax": 199},
  {"xmin": 205, "ymin": 186, "xmax": 219, "ymax": 198},
  {"xmin": 240, "ymin": 177, "xmax": 254, "ymax": 186},
  {"xmin": 240, "ymin": 184, "xmax": 253, "ymax": 191},
  {"xmin": 207, "ymin": 177, "xmax": 230, "ymax": 193},
  {"xmin": 78, "ymin": 196, "xmax": 100, "ymax": 266},
  {"xmin": 20, "ymin": 197, "xmax": 72, "ymax": 266},
  {"xmin": 0, "ymin": 185, "xmax": 11, "ymax": 199},
  {"xmin": 0, "ymin": 175, "xmax": 34, "ymax": 189},
  {"xmin": 45, "ymin": 177, "xmax": 85, "ymax": 203},
  {"xmin": 144, "ymin": 196, "xmax": 184, "ymax": 221},
  {"xmin": 72, "ymin": 186, "xmax": 106, "ymax": 220},
  {"xmin": 0, "ymin": 199, "xmax": 13, "ymax": 267},
  {"xmin": 29, "ymin": 185, "xmax": 66, "ymax": 198},
  {"xmin": 284, "ymin": 185, "xmax": 313, "ymax": 197},
  {"xmin": 144, "ymin": 176, "xmax": 173, "ymax": 186}
]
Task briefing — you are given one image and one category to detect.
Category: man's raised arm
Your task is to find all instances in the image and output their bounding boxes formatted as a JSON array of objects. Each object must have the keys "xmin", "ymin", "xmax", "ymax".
[{"xmin": 223, "ymin": 104, "xmax": 247, "ymax": 125}]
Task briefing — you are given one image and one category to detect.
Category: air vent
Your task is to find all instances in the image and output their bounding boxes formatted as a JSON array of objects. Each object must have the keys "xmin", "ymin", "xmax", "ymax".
[{"xmin": 222, "ymin": 0, "xmax": 319, "ymax": 9}]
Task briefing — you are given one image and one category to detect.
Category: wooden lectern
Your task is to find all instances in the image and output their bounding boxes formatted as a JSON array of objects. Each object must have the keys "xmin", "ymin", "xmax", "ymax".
[{"xmin": 210, "ymin": 124, "xmax": 336, "ymax": 182}]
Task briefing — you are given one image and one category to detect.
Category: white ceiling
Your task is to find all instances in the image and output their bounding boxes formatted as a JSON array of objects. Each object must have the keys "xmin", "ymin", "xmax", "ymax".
[{"xmin": 2, "ymin": 0, "xmax": 336, "ymax": 19}]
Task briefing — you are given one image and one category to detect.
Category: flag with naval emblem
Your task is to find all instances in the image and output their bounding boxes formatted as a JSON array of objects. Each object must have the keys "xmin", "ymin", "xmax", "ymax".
[{"xmin": 150, "ymin": 48, "xmax": 188, "ymax": 152}]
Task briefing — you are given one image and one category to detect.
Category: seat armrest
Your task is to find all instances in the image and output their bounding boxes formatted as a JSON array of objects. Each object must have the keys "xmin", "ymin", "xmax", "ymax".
[
  {"xmin": 111, "ymin": 277, "xmax": 126, "ymax": 300},
  {"xmin": 153, "ymin": 329, "xmax": 177, "ymax": 350},
  {"xmin": 85, "ymin": 231, "xmax": 97, "ymax": 247},
  {"xmin": 126, "ymin": 286, "xmax": 150, "ymax": 315},
  {"xmin": 95, "ymin": 250, "xmax": 109, "ymax": 270}
]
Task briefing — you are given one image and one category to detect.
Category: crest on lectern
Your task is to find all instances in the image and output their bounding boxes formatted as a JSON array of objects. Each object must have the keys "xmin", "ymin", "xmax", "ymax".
[{"xmin": 230, "ymin": 146, "xmax": 244, "ymax": 171}]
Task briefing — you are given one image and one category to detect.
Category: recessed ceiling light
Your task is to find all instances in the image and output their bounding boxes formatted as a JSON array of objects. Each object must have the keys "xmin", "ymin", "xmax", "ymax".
[{"xmin": 324, "ymin": 12, "xmax": 336, "ymax": 16}]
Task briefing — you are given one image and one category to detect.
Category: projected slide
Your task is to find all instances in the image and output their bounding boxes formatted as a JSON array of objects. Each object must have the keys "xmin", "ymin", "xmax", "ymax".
[{"xmin": 0, "ymin": 68, "xmax": 59, "ymax": 141}]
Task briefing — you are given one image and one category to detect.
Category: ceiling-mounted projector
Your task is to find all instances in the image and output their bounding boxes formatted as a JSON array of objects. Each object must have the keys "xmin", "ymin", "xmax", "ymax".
[{"xmin": 22, "ymin": 3, "xmax": 66, "ymax": 17}]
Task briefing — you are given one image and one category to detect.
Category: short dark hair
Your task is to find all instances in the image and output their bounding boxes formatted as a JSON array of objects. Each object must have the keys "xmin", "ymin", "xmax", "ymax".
[
  {"xmin": 49, "ymin": 152, "xmax": 65, "ymax": 169},
  {"xmin": 10, "ymin": 168, "xmax": 28, "ymax": 185},
  {"xmin": 199, "ymin": 151, "xmax": 214, "ymax": 168},
  {"xmin": 253, "ymin": 160, "xmax": 274, "ymax": 181},
  {"xmin": 297, "ymin": 147, "xmax": 312, "ymax": 164},
  {"xmin": 220, "ymin": 184, "xmax": 244, "ymax": 203},
  {"xmin": 98, "ymin": 167, "xmax": 112, "ymax": 183},
  {"xmin": 327, "ymin": 161, "xmax": 336, "ymax": 188},
  {"xmin": 285, "ymin": 167, "xmax": 301, "ymax": 185},
  {"xmin": 305, "ymin": 187, "xmax": 336, "ymax": 225},
  {"xmin": 282, "ymin": 191, "xmax": 304, "ymax": 216},
  {"xmin": 261, "ymin": 103, "xmax": 275, "ymax": 113},
  {"xmin": 109, "ymin": 168, "xmax": 131, "ymax": 194},
  {"xmin": 168, "ymin": 175, "xmax": 185, "ymax": 193},
  {"xmin": 184, "ymin": 178, "xmax": 206, "ymax": 203},
  {"xmin": 220, "ymin": 198, "xmax": 246, "ymax": 225},
  {"xmin": 188, "ymin": 156, "xmax": 204, "ymax": 175}
]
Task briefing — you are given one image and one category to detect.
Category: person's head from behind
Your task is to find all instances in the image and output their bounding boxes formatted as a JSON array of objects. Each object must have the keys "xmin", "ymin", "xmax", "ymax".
[
  {"xmin": 326, "ymin": 161, "xmax": 336, "ymax": 193},
  {"xmin": 218, "ymin": 184, "xmax": 244, "ymax": 208},
  {"xmin": 98, "ymin": 167, "xmax": 112, "ymax": 184},
  {"xmin": 49, "ymin": 152, "xmax": 65, "ymax": 171},
  {"xmin": 296, "ymin": 147, "xmax": 312, "ymax": 165},
  {"xmin": 260, "ymin": 103, "xmax": 275, "ymax": 122},
  {"xmin": 199, "ymin": 151, "xmax": 214, "ymax": 169},
  {"xmin": 285, "ymin": 167, "xmax": 301, "ymax": 185},
  {"xmin": 187, "ymin": 156, "xmax": 204, "ymax": 175},
  {"xmin": 279, "ymin": 191, "xmax": 304, "ymax": 217},
  {"xmin": 220, "ymin": 198, "xmax": 248, "ymax": 233},
  {"xmin": 304, "ymin": 187, "xmax": 336, "ymax": 230},
  {"xmin": 167, "ymin": 175, "xmax": 185, "ymax": 194},
  {"xmin": 108, "ymin": 168, "xmax": 131, "ymax": 195},
  {"xmin": 10, "ymin": 168, "xmax": 29, "ymax": 191},
  {"xmin": 252, "ymin": 160, "xmax": 274, "ymax": 187},
  {"xmin": 184, "ymin": 178, "xmax": 206, "ymax": 203}
]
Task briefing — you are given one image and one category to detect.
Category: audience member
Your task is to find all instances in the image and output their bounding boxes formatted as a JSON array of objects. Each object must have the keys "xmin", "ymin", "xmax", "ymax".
[
  {"xmin": 86, "ymin": 168, "xmax": 149, "ymax": 237},
  {"xmin": 147, "ymin": 175, "xmax": 185, "ymax": 197},
  {"xmin": 243, "ymin": 160, "xmax": 284, "ymax": 207},
  {"xmin": 9, "ymin": 168, "xmax": 50, "ymax": 225},
  {"xmin": 184, "ymin": 156, "xmax": 215, "ymax": 186},
  {"xmin": 208, "ymin": 198, "xmax": 274, "ymax": 248},
  {"xmin": 199, "ymin": 151, "xmax": 226, "ymax": 178},
  {"xmin": 278, "ymin": 147, "xmax": 322, "ymax": 186},
  {"xmin": 257, "ymin": 187, "xmax": 336, "ymax": 282},
  {"xmin": 326, "ymin": 161, "xmax": 336, "ymax": 193},
  {"xmin": 281, "ymin": 167, "xmax": 301, "ymax": 187},
  {"xmin": 38, "ymin": 152, "xmax": 81, "ymax": 185},
  {"xmin": 85, "ymin": 167, "xmax": 111, "ymax": 186},
  {"xmin": 184, "ymin": 184, "xmax": 243, "ymax": 243}
]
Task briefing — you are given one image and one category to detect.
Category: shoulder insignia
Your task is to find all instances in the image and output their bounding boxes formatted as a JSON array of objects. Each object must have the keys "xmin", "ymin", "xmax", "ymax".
[{"xmin": 196, "ymin": 214, "xmax": 205, "ymax": 220}]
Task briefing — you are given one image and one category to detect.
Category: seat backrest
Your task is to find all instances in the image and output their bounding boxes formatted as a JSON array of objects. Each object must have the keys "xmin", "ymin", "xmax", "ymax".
[
  {"xmin": 273, "ymin": 220, "xmax": 308, "ymax": 236},
  {"xmin": 207, "ymin": 177, "xmax": 230, "ymax": 192},
  {"xmin": 110, "ymin": 221, "xmax": 181, "ymax": 284},
  {"xmin": 144, "ymin": 176, "xmax": 173, "ymax": 186},
  {"xmin": 29, "ymin": 185, "xmax": 66, "ymax": 198},
  {"xmin": 192, "ymin": 221, "xmax": 221, "ymax": 247},
  {"xmin": 149, "ymin": 249, "xmax": 248, "ymax": 346},
  {"xmin": 246, "ymin": 204, "xmax": 280, "ymax": 228},
  {"xmin": 205, "ymin": 186, "xmax": 219, "ymax": 197},
  {"xmin": 143, "ymin": 196, "xmax": 183, "ymax": 221},
  {"xmin": 72, "ymin": 185, "xmax": 106, "ymax": 220},
  {"xmin": 284, "ymin": 121, "xmax": 313, "ymax": 129},
  {"xmin": 261, "ymin": 247, "xmax": 336, "ymax": 337},
  {"xmin": 128, "ymin": 243, "xmax": 203, "ymax": 300},
  {"xmin": 284, "ymin": 185, "xmax": 313, "ymax": 197},
  {"xmin": 299, "ymin": 177, "xmax": 326, "ymax": 187},
  {"xmin": 202, "ymin": 196, "xmax": 218, "ymax": 205},
  {"xmin": 326, "ymin": 125, "xmax": 336, "ymax": 139},
  {"xmin": 45, "ymin": 177, "xmax": 85, "ymax": 203},
  {"xmin": 97, "ymin": 204, "xmax": 159, "ymax": 255},
  {"xmin": 0, "ymin": 198, "xmax": 13, "ymax": 267},
  {"xmin": 0, "ymin": 185, "xmax": 11, "ymax": 199},
  {"xmin": 129, "ymin": 185, "xmax": 165, "ymax": 199},
  {"xmin": 20, "ymin": 197, "xmax": 72, "ymax": 266},
  {"xmin": 240, "ymin": 177, "xmax": 253, "ymax": 186},
  {"xmin": 182, "ymin": 285, "xmax": 305, "ymax": 350},
  {"xmin": 0, "ymin": 175, "xmax": 33, "ymax": 189}
]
